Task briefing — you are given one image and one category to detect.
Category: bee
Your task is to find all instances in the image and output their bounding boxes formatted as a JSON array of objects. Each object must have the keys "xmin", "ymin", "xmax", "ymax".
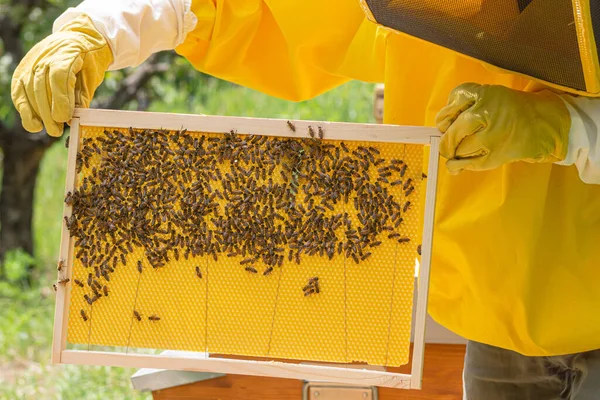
[
  {"xmin": 403, "ymin": 178, "xmax": 413, "ymax": 191},
  {"xmin": 304, "ymin": 288, "xmax": 315, "ymax": 296},
  {"xmin": 308, "ymin": 277, "xmax": 319, "ymax": 284},
  {"xmin": 245, "ymin": 266, "xmax": 258, "ymax": 274},
  {"xmin": 388, "ymin": 233, "xmax": 401, "ymax": 239},
  {"xmin": 195, "ymin": 266, "xmax": 203, "ymax": 279},
  {"xmin": 360, "ymin": 252, "xmax": 372, "ymax": 261},
  {"xmin": 120, "ymin": 253, "xmax": 126, "ymax": 266},
  {"xmin": 84, "ymin": 294, "xmax": 94, "ymax": 305},
  {"xmin": 58, "ymin": 278, "xmax": 70, "ymax": 285},
  {"xmin": 87, "ymin": 273, "xmax": 93, "ymax": 286},
  {"xmin": 52, "ymin": 284, "xmax": 57, "ymax": 292},
  {"xmin": 314, "ymin": 282, "xmax": 320, "ymax": 294},
  {"xmin": 73, "ymin": 279, "xmax": 84, "ymax": 288},
  {"xmin": 369, "ymin": 241, "xmax": 382, "ymax": 248},
  {"xmin": 57, "ymin": 259, "xmax": 66, "ymax": 272},
  {"xmin": 103, "ymin": 286, "xmax": 109, "ymax": 297},
  {"xmin": 403, "ymin": 201, "xmax": 411, "ymax": 213},
  {"xmin": 422, "ymin": 172, "xmax": 428, "ymax": 179},
  {"xmin": 308, "ymin": 126, "xmax": 315, "ymax": 138},
  {"xmin": 400, "ymin": 164, "xmax": 408, "ymax": 177},
  {"xmin": 80, "ymin": 309, "xmax": 88, "ymax": 322},
  {"xmin": 417, "ymin": 244, "xmax": 422, "ymax": 255},
  {"xmin": 133, "ymin": 310, "xmax": 142, "ymax": 321},
  {"xmin": 398, "ymin": 237, "xmax": 411, "ymax": 244},
  {"xmin": 137, "ymin": 261, "xmax": 143, "ymax": 274},
  {"xmin": 368, "ymin": 146, "xmax": 380, "ymax": 155},
  {"xmin": 351, "ymin": 253, "xmax": 359, "ymax": 264},
  {"xmin": 287, "ymin": 120, "xmax": 296, "ymax": 132},
  {"xmin": 340, "ymin": 142, "xmax": 349, "ymax": 153},
  {"xmin": 101, "ymin": 270, "xmax": 110, "ymax": 281},
  {"xmin": 65, "ymin": 136, "xmax": 70, "ymax": 148},
  {"xmin": 75, "ymin": 248, "xmax": 86, "ymax": 260},
  {"xmin": 263, "ymin": 266, "xmax": 274, "ymax": 276},
  {"xmin": 405, "ymin": 186, "xmax": 415, "ymax": 196},
  {"xmin": 318, "ymin": 126, "xmax": 324, "ymax": 139},
  {"xmin": 148, "ymin": 315, "xmax": 161, "ymax": 322}
]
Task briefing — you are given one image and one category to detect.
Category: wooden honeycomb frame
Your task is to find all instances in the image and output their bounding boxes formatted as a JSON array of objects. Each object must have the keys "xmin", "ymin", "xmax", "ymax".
[{"xmin": 52, "ymin": 108, "xmax": 441, "ymax": 389}]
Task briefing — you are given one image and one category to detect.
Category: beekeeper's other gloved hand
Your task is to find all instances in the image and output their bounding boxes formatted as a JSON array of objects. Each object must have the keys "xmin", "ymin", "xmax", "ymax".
[
  {"xmin": 435, "ymin": 83, "xmax": 571, "ymax": 174},
  {"xmin": 11, "ymin": 14, "xmax": 113, "ymax": 137}
]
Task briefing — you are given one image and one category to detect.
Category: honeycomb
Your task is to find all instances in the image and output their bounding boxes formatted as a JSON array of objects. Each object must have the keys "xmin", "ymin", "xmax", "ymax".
[{"xmin": 66, "ymin": 125, "xmax": 423, "ymax": 366}]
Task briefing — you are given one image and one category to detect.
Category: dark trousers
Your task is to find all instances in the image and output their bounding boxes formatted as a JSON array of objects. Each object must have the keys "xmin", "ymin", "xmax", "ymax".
[{"xmin": 464, "ymin": 341, "xmax": 600, "ymax": 399}]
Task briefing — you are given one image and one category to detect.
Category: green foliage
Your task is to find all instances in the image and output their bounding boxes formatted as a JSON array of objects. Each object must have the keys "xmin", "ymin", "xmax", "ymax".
[
  {"xmin": 33, "ymin": 135, "xmax": 68, "ymax": 274},
  {"xmin": 0, "ymin": 249, "xmax": 35, "ymax": 286},
  {"xmin": 151, "ymin": 79, "xmax": 375, "ymax": 122}
]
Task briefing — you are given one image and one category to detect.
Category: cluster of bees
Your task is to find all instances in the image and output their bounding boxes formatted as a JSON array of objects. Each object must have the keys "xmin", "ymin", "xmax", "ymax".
[
  {"xmin": 62, "ymin": 122, "xmax": 418, "ymax": 323},
  {"xmin": 303, "ymin": 277, "xmax": 320, "ymax": 297}
]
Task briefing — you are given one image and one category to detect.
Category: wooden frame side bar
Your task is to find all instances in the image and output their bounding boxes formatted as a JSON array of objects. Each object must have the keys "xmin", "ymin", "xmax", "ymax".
[
  {"xmin": 60, "ymin": 350, "xmax": 411, "ymax": 389},
  {"xmin": 73, "ymin": 108, "xmax": 440, "ymax": 144},
  {"xmin": 52, "ymin": 117, "xmax": 81, "ymax": 363},
  {"xmin": 410, "ymin": 136, "xmax": 441, "ymax": 389}
]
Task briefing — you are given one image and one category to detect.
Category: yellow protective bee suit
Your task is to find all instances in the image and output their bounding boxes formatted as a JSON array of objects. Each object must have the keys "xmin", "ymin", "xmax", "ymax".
[
  {"xmin": 20, "ymin": 0, "xmax": 600, "ymax": 356},
  {"xmin": 175, "ymin": 1, "xmax": 600, "ymax": 356}
]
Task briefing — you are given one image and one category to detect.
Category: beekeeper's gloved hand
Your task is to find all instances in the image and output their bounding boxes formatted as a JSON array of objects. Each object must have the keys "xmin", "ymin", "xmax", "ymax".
[
  {"xmin": 12, "ymin": 0, "xmax": 196, "ymax": 137},
  {"xmin": 11, "ymin": 14, "xmax": 113, "ymax": 137},
  {"xmin": 435, "ymin": 83, "xmax": 571, "ymax": 174}
]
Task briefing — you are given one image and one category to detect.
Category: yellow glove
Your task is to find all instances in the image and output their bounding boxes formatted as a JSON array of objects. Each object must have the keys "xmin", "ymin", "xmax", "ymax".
[
  {"xmin": 11, "ymin": 14, "xmax": 113, "ymax": 137},
  {"xmin": 435, "ymin": 83, "xmax": 571, "ymax": 174}
]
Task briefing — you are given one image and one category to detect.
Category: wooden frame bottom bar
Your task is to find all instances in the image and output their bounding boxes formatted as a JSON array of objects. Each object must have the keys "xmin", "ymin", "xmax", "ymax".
[{"xmin": 60, "ymin": 350, "xmax": 411, "ymax": 389}]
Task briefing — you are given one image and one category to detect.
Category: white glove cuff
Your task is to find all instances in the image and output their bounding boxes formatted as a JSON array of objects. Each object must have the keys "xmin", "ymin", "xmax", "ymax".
[
  {"xmin": 53, "ymin": 0, "xmax": 198, "ymax": 70},
  {"xmin": 555, "ymin": 95, "xmax": 600, "ymax": 184}
]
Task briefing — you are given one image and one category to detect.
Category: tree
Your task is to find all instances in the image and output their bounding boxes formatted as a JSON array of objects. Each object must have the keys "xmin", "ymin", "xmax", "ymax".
[{"xmin": 0, "ymin": 0, "xmax": 201, "ymax": 282}]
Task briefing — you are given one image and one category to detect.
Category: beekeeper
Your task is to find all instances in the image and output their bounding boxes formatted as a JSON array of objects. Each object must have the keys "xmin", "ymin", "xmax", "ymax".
[{"xmin": 12, "ymin": 0, "xmax": 600, "ymax": 397}]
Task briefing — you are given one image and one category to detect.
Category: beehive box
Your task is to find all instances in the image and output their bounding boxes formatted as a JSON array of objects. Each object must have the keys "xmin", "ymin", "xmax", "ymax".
[{"xmin": 52, "ymin": 109, "xmax": 441, "ymax": 389}]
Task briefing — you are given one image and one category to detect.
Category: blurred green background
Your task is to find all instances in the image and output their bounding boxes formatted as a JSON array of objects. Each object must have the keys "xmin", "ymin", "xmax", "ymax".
[{"xmin": 0, "ymin": 1, "xmax": 377, "ymax": 398}]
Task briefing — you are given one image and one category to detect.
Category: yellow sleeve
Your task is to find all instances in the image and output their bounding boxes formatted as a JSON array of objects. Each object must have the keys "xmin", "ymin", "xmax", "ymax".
[{"xmin": 175, "ymin": 0, "xmax": 389, "ymax": 101}]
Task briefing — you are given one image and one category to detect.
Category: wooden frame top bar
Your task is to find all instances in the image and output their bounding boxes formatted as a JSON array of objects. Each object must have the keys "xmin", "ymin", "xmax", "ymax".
[{"xmin": 73, "ymin": 109, "xmax": 440, "ymax": 145}]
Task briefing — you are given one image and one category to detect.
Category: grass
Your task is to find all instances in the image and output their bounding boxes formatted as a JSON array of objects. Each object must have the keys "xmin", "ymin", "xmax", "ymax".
[{"xmin": 0, "ymin": 79, "xmax": 375, "ymax": 399}]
